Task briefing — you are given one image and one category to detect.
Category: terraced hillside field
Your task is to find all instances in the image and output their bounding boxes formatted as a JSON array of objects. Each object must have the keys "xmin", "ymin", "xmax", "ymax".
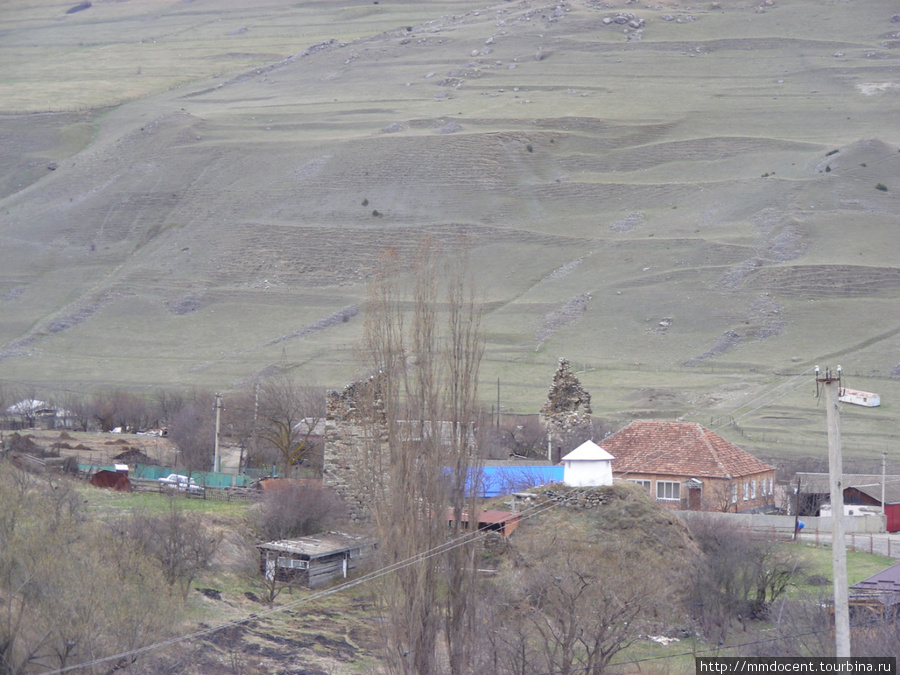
[{"xmin": 0, "ymin": 0, "xmax": 899, "ymax": 464}]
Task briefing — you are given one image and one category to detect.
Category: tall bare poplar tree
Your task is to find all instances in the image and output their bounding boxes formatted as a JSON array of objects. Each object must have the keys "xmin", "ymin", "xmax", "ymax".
[{"xmin": 361, "ymin": 238, "xmax": 483, "ymax": 674}]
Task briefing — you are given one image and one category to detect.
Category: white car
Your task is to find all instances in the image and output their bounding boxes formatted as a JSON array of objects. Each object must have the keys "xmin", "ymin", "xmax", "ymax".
[{"xmin": 158, "ymin": 473, "xmax": 204, "ymax": 494}]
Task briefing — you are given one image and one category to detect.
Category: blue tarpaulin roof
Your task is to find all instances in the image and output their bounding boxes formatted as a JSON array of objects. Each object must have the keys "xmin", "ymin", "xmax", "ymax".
[{"xmin": 470, "ymin": 466, "xmax": 564, "ymax": 498}]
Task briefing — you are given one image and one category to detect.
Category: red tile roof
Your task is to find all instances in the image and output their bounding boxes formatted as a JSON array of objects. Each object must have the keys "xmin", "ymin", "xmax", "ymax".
[{"xmin": 602, "ymin": 420, "xmax": 774, "ymax": 479}]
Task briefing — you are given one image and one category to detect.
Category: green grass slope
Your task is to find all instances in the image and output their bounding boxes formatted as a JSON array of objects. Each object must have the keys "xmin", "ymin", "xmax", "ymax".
[{"xmin": 0, "ymin": 0, "xmax": 898, "ymax": 464}]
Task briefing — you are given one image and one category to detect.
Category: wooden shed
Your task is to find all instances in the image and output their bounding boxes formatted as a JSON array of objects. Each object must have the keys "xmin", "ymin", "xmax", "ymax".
[
  {"xmin": 257, "ymin": 532, "xmax": 373, "ymax": 588},
  {"xmin": 445, "ymin": 509, "xmax": 521, "ymax": 537}
]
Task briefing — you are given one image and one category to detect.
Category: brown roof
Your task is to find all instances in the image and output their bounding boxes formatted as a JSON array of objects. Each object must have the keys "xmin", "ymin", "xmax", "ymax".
[
  {"xmin": 852, "ymin": 561, "xmax": 900, "ymax": 593},
  {"xmin": 602, "ymin": 420, "xmax": 774, "ymax": 479}
]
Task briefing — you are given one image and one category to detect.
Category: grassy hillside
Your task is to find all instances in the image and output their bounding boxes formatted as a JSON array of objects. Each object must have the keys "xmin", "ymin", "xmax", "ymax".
[{"xmin": 1, "ymin": 0, "xmax": 899, "ymax": 465}]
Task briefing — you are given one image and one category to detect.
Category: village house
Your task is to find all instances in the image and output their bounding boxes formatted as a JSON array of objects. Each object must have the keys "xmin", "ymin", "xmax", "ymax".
[
  {"xmin": 600, "ymin": 420, "xmax": 776, "ymax": 512},
  {"xmin": 257, "ymin": 532, "xmax": 374, "ymax": 589}
]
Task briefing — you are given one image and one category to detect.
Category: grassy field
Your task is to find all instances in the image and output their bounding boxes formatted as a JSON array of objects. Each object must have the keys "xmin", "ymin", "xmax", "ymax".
[{"xmin": 1, "ymin": 0, "xmax": 899, "ymax": 467}]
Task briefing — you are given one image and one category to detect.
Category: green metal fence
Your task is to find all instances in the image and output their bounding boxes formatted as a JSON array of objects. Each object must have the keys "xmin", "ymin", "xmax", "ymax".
[{"xmin": 80, "ymin": 463, "xmax": 254, "ymax": 488}]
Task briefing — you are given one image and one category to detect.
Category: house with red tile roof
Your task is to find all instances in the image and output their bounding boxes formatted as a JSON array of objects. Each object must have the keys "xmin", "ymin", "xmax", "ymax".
[{"xmin": 600, "ymin": 420, "xmax": 776, "ymax": 512}]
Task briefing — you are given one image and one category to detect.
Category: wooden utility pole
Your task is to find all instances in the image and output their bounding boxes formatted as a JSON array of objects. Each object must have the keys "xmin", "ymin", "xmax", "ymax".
[
  {"xmin": 213, "ymin": 392, "xmax": 223, "ymax": 473},
  {"xmin": 818, "ymin": 366, "xmax": 850, "ymax": 657}
]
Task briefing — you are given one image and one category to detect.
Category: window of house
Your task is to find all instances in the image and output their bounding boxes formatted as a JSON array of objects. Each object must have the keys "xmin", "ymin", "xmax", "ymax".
[
  {"xmin": 732, "ymin": 483, "xmax": 738, "ymax": 504},
  {"xmin": 750, "ymin": 480, "xmax": 757, "ymax": 499},
  {"xmin": 743, "ymin": 482, "xmax": 749, "ymax": 501},
  {"xmin": 629, "ymin": 479, "xmax": 652, "ymax": 495},
  {"xmin": 656, "ymin": 480, "xmax": 680, "ymax": 501},
  {"xmin": 277, "ymin": 557, "xmax": 309, "ymax": 570}
]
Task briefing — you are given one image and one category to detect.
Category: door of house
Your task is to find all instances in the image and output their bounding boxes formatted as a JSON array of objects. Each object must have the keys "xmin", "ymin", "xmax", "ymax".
[{"xmin": 688, "ymin": 485, "xmax": 702, "ymax": 510}]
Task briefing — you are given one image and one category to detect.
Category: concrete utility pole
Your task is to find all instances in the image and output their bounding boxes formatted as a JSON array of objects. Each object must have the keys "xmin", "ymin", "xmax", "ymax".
[
  {"xmin": 818, "ymin": 366, "xmax": 850, "ymax": 657},
  {"xmin": 213, "ymin": 393, "xmax": 223, "ymax": 473}
]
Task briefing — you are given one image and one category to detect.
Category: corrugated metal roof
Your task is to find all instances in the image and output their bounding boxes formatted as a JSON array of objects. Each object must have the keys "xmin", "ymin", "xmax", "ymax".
[
  {"xmin": 795, "ymin": 473, "xmax": 900, "ymax": 494},
  {"xmin": 846, "ymin": 482, "xmax": 900, "ymax": 506},
  {"xmin": 852, "ymin": 561, "xmax": 900, "ymax": 593},
  {"xmin": 257, "ymin": 532, "xmax": 371, "ymax": 559}
]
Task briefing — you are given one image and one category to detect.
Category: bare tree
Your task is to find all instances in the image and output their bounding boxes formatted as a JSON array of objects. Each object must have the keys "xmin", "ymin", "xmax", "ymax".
[
  {"xmin": 685, "ymin": 514, "xmax": 808, "ymax": 641},
  {"xmin": 490, "ymin": 415, "xmax": 548, "ymax": 460},
  {"xmin": 168, "ymin": 394, "xmax": 215, "ymax": 476},
  {"xmin": 255, "ymin": 373, "xmax": 324, "ymax": 477},
  {"xmin": 0, "ymin": 464, "xmax": 179, "ymax": 675},
  {"xmin": 360, "ymin": 238, "xmax": 484, "ymax": 675},
  {"xmin": 118, "ymin": 501, "xmax": 221, "ymax": 600},
  {"xmin": 520, "ymin": 537, "xmax": 663, "ymax": 674}
]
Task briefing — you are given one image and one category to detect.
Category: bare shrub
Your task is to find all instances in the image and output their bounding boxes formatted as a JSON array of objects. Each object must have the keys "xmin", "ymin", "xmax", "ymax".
[
  {"xmin": 685, "ymin": 514, "xmax": 807, "ymax": 640},
  {"xmin": 115, "ymin": 501, "xmax": 220, "ymax": 600},
  {"xmin": 250, "ymin": 481, "xmax": 346, "ymax": 541}
]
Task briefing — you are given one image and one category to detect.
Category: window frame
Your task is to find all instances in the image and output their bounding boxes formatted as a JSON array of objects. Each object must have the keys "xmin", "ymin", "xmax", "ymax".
[{"xmin": 656, "ymin": 480, "xmax": 681, "ymax": 501}]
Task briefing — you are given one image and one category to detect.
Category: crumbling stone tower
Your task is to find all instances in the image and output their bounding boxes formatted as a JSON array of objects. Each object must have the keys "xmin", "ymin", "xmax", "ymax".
[
  {"xmin": 540, "ymin": 358, "xmax": 593, "ymax": 462},
  {"xmin": 323, "ymin": 374, "xmax": 387, "ymax": 524}
]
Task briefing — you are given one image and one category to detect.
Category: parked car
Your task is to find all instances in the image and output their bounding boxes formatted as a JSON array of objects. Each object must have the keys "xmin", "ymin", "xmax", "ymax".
[{"xmin": 158, "ymin": 473, "xmax": 204, "ymax": 494}]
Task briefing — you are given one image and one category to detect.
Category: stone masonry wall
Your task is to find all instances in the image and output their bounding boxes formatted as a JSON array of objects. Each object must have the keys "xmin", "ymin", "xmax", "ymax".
[
  {"xmin": 539, "ymin": 358, "xmax": 593, "ymax": 457},
  {"xmin": 323, "ymin": 374, "xmax": 387, "ymax": 524}
]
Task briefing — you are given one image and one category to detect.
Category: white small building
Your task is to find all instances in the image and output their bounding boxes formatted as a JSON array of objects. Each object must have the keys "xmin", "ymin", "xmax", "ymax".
[
  {"xmin": 839, "ymin": 388, "xmax": 880, "ymax": 408},
  {"xmin": 562, "ymin": 440, "xmax": 614, "ymax": 487}
]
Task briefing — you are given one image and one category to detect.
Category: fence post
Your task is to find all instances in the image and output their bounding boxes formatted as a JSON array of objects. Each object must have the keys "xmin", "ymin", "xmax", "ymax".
[
  {"xmin": 851, "ymin": 532, "xmax": 855, "ymax": 551},
  {"xmin": 870, "ymin": 534, "xmax": 873, "ymax": 555},
  {"xmin": 889, "ymin": 537, "xmax": 892, "ymax": 558}
]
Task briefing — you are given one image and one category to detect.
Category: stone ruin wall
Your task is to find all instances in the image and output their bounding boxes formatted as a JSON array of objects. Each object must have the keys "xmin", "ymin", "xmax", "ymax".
[
  {"xmin": 539, "ymin": 357, "xmax": 593, "ymax": 459},
  {"xmin": 325, "ymin": 359, "xmax": 593, "ymax": 519},
  {"xmin": 323, "ymin": 375, "xmax": 387, "ymax": 524}
]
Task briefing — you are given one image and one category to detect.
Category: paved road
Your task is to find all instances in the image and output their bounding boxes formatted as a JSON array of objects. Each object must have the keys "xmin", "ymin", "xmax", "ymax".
[{"xmin": 793, "ymin": 528, "xmax": 900, "ymax": 559}]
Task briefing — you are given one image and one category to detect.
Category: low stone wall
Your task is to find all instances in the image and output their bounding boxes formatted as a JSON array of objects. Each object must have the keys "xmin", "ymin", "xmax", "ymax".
[{"xmin": 542, "ymin": 486, "xmax": 612, "ymax": 509}]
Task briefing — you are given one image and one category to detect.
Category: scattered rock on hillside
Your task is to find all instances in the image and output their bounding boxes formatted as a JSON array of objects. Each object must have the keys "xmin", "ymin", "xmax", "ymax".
[
  {"xmin": 167, "ymin": 294, "xmax": 203, "ymax": 315},
  {"xmin": 684, "ymin": 330, "xmax": 741, "ymax": 367},
  {"xmin": 66, "ymin": 1, "xmax": 91, "ymax": 14},
  {"xmin": 381, "ymin": 123, "xmax": 403, "ymax": 133},
  {"xmin": 436, "ymin": 122, "xmax": 462, "ymax": 134},
  {"xmin": 610, "ymin": 212, "xmax": 643, "ymax": 232},
  {"xmin": 535, "ymin": 293, "xmax": 591, "ymax": 349}
]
